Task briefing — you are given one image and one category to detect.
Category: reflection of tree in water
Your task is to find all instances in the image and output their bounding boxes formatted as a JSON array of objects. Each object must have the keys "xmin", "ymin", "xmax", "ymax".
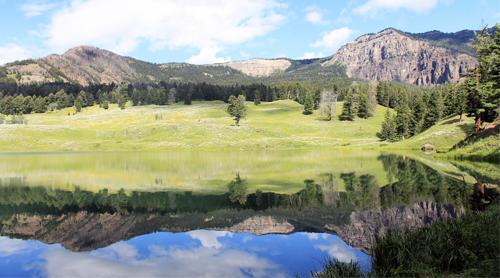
[
  {"xmin": 340, "ymin": 172, "xmax": 380, "ymax": 210},
  {"xmin": 227, "ymin": 173, "xmax": 248, "ymax": 205},
  {"xmin": 377, "ymin": 154, "xmax": 473, "ymax": 210}
]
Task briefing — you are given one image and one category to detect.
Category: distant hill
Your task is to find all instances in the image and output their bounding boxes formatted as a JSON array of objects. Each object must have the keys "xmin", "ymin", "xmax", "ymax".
[{"xmin": 1, "ymin": 27, "xmax": 488, "ymax": 86}]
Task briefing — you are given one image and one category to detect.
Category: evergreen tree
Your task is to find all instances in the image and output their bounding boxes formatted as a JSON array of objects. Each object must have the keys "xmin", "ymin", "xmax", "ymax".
[
  {"xmin": 442, "ymin": 85, "xmax": 457, "ymax": 117},
  {"xmin": 395, "ymin": 90, "xmax": 411, "ymax": 139},
  {"xmin": 184, "ymin": 93, "xmax": 192, "ymax": 105},
  {"xmin": 302, "ymin": 94, "xmax": 314, "ymax": 115},
  {"xmin": 75, "ymin": 96, "xmax": 83, "ymax": 112},
  {"xmin": 102, "ymin": 100, "xmax": 109, "ymax": 110},
  {"xmin": 226, "ymin": 95, "xmax": 247, "ymax": 126},
  {"xmin": 357, "ymin": 91, "xmax": 370, "ymax": 118},
  {"xmin": 118, "ymin": 95, "xmax": 126, "ymax": 109},
  {"xmin": 380, "ymin": 109, "xmax": 396, "ymax": 141},
  {"xmin": 455, "ymin": 85, "xmax": 468, "ymax": 122},
  {"xmin": 339, "ymin": 88, "xmax": 356, "ymax": 121},
  {"xmin": 409, "ymin": 95, "xmax": 426, "ymax": 136},
  {"xmin": 254, "ymin": 89, "xmax": 261, "ymax": 106},
  {"xmin": 422, "ymin": 90, "xmax": 442, "ymax": 130},
  {"xmin": 465, "ymin": 24, "xmax": 500, "ymax": 131}
]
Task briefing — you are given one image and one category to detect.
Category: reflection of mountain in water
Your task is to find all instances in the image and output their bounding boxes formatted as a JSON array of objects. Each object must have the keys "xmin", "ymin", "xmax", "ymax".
[{"xmin": 1, "ymin": 154, "xmax": 488, "ymax": 254}]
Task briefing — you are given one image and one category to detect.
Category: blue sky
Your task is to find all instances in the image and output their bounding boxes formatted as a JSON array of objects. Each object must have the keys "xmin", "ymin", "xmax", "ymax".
[{"xmin": 0, "ymin": 0, "xmax": 498, "ymax": 65}]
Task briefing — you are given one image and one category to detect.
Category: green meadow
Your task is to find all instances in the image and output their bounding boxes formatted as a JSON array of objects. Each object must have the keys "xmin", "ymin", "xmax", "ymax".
[{"xmin": 0, "ymin": 100, "xmax": 476, "ymax": 152}]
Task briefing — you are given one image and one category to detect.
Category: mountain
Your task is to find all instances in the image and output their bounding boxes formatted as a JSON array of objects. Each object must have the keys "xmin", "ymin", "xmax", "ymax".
[
  {"xmin": 323, "ymin": 28, "xmax": 477, "ymax": 85},
  {"xmin": 1, "ymin": 27, "xmax": 483, "ymax": 86}
]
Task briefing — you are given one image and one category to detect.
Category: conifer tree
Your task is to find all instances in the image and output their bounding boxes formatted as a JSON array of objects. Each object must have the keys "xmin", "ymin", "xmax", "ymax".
[
  {"xmin": 409, "ymin": 95, "xmax": 426, "ymax": 136},
  {"xmin": 339, "ymin": 88, "xmax": 356, "ymax": 121},
  {"xmin": 118, "ymin": 95, "xmax": 126, "ymax": 109},
  {"xmin": 395, "ymin": 90, "xmax": 411, "ymax": 138},
  {"xmin": 422, "ymin": 90, "xmax": 442, "ymax": 131},
  {"xmin": 254, "ymin": 90, "xmax": 261, "ymax": 106},
  {"xmin": 226, "ymin": 95, "xmax": 247, "ymax": 126},
  {"xmin": 303, "ymin": 94, "xmax": 314, "ymax": 115},
  {"xmin": 357, "ymin": 91, "xmax": 370, "ymax": 118},
  {"xmin": 380, "ymin": 109, "xmax": 396, "ymax": 141}
]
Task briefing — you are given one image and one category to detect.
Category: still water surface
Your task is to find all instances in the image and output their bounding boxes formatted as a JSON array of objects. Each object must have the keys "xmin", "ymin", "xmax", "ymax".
[{"xmin": 0, "ymin": 150, "xmax": 488, "ymax": 277}]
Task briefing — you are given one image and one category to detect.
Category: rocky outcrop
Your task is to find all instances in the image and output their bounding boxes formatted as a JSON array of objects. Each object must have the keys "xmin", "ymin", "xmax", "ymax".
[
  {"xmin": 220, "ymin": 58, "xmax": 291, "ymax": 77},
  {"xmin": 324, "ymin": 28, "xmax": 477, "ymax": 85},
  {"xmin": 226, "ymin": 216, "xmax": 294, "ymax": 235},
  {"xmin": 326, "ymin": 201, "xmax": 464, "ymax": 254}
]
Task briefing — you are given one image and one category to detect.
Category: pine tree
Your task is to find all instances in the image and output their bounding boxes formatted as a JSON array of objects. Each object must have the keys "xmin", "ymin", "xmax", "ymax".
[
  {"xmin": 409, "ymin": 95, "xmax": 426, "ymax": 136},
  {"xmin": 302, "ymin": 94, "xmax": 314, "ymax": 115},
  {"xmin": 357, "ymin": 91, "xmax": 370, "ymax": 118},
  {"xmin": 226, "ymin": 95, "xmax": 247, "ymax": 126},
  {"xmin": 184, "ymin": 93, "xmax": 192, "ymax": 105},
  {"xmin": 102, "ymin": 100, "xmax": 109, "ymax": 110},
  {"xmin": 465, "ymin": 24, "xmax": 500, "ymax": 131},
  {"xmin": 422, "ymin": 90, "xmax": 442, "ymax": 131},
  {"xmin": 254, "ymin": 90, "xmax": 261, "ymax": 106},
  {"xmin": 75, "ymin": 96, "xmax": 83, "ymax": 112},
  {"xmin": 118, "ymin": 95, "xmax": 126, "ymax": 109},
  {"xmin": 395, "ymin": 90, "xmax": 410, "ymax": 139},
  {"xmin": 381, "ymin": 109, "xmax": 396, "ymax": 141},
  {"xmin": 339, "ymin": 88, "xmax": 356, "ymax": 121}
]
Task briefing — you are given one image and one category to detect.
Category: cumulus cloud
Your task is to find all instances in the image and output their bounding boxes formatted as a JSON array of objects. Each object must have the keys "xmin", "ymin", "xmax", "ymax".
[
  {"xmin": 311, "ymin": 27, "xmax": 355, "ymax": 50},
  {"xmin": 21, "ymin": 2, "xmax": 57, "ymax": 17},
  {"xmin": 0, "ymin": 44, "xmax": 34, "ymax": 65},
  {"xmin": 186, "ymin": 46, "xmax": 231, "ymax": 65},
  {"xmin": 304, "ymin": 5, "xmax": 329, "ymax": 24},
  {"xmin": 297, "ymin": 51, "xmax": 325, "ymax": 60},
  {"xmin": 43, "ymin": 0, "xmax": 286, "ymax": 55},
  {"xmin": 186, "ymin": 230, "xmax": 233, "ymax": 249},
  {"xmin": 353, "ymin": 0, "xmax": 439, "ymax": 17}
]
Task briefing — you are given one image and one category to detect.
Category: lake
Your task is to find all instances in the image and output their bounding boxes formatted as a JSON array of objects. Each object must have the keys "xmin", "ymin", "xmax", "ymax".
[{"xmin": 0, "ymin": 150, "xmax": 493, "ymax": 277}]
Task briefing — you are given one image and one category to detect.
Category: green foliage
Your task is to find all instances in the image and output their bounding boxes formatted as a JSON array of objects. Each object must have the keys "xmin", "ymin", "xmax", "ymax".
[
  {"xmin": 339, "ymin": 88, "xmax": 356, "ymax": 121},
  {"xmin": 464, "ymin": 24, "xmax": 500, "ymax": 131},
  {"xmin": 102, "ymin": 100, "xmax": 109, "ymax": 109},
  {"xmin": 422, "ymin": 89, "xmax": 442, "ymax": 130},
  {"xmin": 380, "ymin": 109, "xmax": 396, "ymax": 141},
  {"xmin": 118, "ymin": 95, "xmax": 126, "ymax": 109},
  {"xmin": 357, "ymin": 91, "xmax": 370, "ymax": 118},
  {"xmin": 373, "ymin": 206, "xmax": 500, "ymax": 277},
  {"xmin": 227, "ymin": 173, "xmax": 248, "ymax": 205},
  {"xmin": 226, "ymin": 95, "xmax": 247, "ymax": 126},
  {"xmin": 310, "ymin": 258, "xmax": 368, "ymax": 278},
  {"xmin": 254, "ymin": 89, "xmax": 261, "ymax": 106},
  {"xmin": 302, "ymin": 94, "xmax": 314, "ymax": 115}
]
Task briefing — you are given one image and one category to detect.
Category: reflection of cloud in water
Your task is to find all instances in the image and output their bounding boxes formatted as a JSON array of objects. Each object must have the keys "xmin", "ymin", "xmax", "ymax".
[
  {"xmin": 0, "ymin": 236, "xmax": 31, "ymax": 257},
  {"xmin": 315, "ymin": 240, "xmax": 357, "ymax": 263},
  {"xmin": 243, "ymin": 236, "xmax": 253, "ymax": 243},
  {"xmin": 40, "ymin": 241, "xmax": 284, "ymax": 277},
  {"xmin": 301, "ymin": 233, "xmax": 330, "ymax": 241},
  {"xmin": 186, "ymin": 230, "xmax": 233, "ymax": 249}
]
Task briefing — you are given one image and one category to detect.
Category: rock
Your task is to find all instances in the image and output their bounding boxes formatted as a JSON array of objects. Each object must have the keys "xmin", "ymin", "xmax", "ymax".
[
  {"xmin": 219, "ymin": 58, "xmax": 291, "ymax": 77},
  {"xmin": 324, "ymin": 28, "xmax": 477, "ymax": 85}
]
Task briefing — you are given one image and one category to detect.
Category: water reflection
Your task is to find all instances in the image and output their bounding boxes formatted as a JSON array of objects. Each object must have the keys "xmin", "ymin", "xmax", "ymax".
[{"xmin": 1, "ymin": 151, "xmax": 497, "ymax": 277}]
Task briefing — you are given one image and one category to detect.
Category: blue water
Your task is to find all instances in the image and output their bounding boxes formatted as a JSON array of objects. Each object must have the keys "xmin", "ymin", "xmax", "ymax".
[{"xmin": 0, "ymin": 231, "xmax": 370, "ymax": 277}]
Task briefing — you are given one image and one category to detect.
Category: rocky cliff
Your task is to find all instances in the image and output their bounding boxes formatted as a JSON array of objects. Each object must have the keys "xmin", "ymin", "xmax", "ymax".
[
  {"xmin": 324, "ymin": 28, "xmax": 477, "ymax": 85},
  {"xmin": 220, "ymin": 58, "xmax": 291, "ymax": 77}
]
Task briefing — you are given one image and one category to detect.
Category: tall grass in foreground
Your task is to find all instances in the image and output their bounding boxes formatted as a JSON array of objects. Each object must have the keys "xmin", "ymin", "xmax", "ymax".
[
  {"xmin": 307, "ymin": 258, "xmax": 370, "ymax": 278},
  {"xmin": 372, "ymin": 204, "xmax": 499, "ymax": 277}
]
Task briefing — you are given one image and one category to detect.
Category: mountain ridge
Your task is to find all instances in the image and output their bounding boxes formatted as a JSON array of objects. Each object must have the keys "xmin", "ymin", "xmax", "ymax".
[{"xmin": 1, "ymin": 27, "xmax": 483, "ymax": 86}]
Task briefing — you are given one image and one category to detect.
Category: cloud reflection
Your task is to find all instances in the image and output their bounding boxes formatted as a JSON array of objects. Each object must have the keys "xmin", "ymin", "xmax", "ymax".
[
  {"xmin": 38, "ymin": 233, "xmax": 285, "ymax": 278},
  {"xmin": 314, "ymin": 239, "xmax": 358, "ymax": 263},
  {"xmin": 186, "ymin": 230, "xmax": 233, "ymax": 249},
  {"xmin": 0, "ymin": 236, "xmax": 31, "ymax": 257}
]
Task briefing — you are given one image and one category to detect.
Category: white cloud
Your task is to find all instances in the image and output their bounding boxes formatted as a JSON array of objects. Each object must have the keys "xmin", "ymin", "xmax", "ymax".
[
  {"xmin": 297, "ymin": 51, "xmax": 325, "ymax": 60},
  {"xmin": 311, "ymin": 27, "xmax": 355, "ymax": 50},
  {"xmin": 353, "ymin": 0, "xmax": 439, "ymax": 17},
  {"xmin": 186, "ymin": 230, "xmax": 233, "ymax": 249},
  {"xmin": 0, "ymin": 44, "xmax": 34, "ymax": 65},
  {"xmin": 0, "ymin": 236, "xmax": 31, "ymax": 257},
  {"xmin": 186, "ymin": 46, "xmax": 231, "ymax": 65},
  {"xmin": 44, "ymin": 0, "xmax": 286, "ymax": 55},
  {"xmin": 21, "ymin": 2, "xmax": 57, "ymax": 17},
  {"xmin": 304, "ymin": 5, "xmax": 329, "ymax": 24}
]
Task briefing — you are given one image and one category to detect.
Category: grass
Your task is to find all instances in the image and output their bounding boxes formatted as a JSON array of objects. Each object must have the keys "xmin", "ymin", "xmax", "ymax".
[
  {"xmin": 0, "ymin": 100, "xmax": 479, "ymax": 152},
  {"xmin": 0, "ymin": 100, "xmax": 390, "ymax": 151}
]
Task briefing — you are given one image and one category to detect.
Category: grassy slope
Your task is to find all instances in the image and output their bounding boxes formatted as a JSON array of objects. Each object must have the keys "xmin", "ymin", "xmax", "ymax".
[
  {"xmin": 0, "ymin": 100, "xmax": 391, "ymax": 152},
  {"xmin": 386, "ymin": 114, "xmax": 476, "ymax": 150}
]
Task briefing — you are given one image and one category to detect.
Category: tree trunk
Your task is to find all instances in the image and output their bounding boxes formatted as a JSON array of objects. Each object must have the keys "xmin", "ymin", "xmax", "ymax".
[{"xmin": 474, "ymin": 113, "xmax": 481, "ymax": 132}]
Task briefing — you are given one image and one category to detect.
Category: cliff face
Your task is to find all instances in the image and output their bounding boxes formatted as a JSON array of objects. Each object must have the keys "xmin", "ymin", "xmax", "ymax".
[
  {"xmin": 220, "ymin": 58, "xmax": 291, "ymax": 77},
  {"xmin": 324, "ymin": 28, "xmax": 477, "ymax": 85},
  {"xmin": 326, "ymin": 201, "xmax": 465, "ymax": 254}
]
